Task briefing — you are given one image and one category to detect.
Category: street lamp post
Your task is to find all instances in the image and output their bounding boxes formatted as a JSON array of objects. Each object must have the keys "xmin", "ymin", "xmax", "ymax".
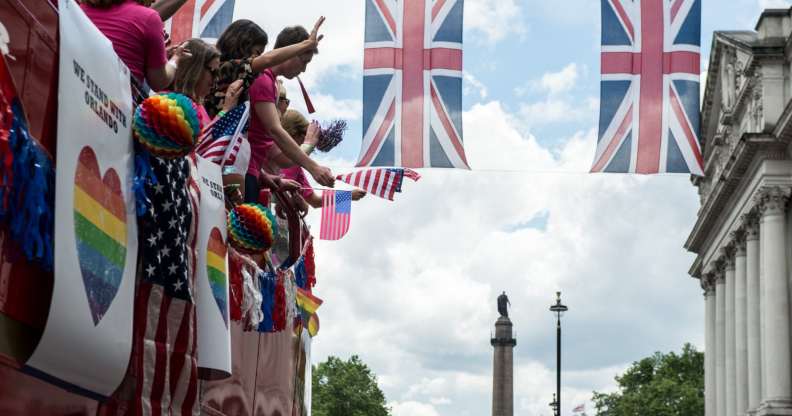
[{"xmin": 549, "ymin": 292, "xmax": 568, "ymax": 416}]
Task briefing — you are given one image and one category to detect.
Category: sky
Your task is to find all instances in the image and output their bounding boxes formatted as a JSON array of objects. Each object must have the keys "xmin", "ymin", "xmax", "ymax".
[{"xmin": 234, "ymin": 1, "xmax": 791, "ymax": 415}]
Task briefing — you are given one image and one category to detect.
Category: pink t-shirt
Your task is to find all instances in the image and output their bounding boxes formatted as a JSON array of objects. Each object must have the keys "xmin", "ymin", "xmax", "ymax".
[
  {"xmin": 281, "ymin": 166, "xmax": 313, "ymax": 199},
  {"xmin": 81, "ymin": 0, "xmax": 168, "ymax": 82},
  {"xmin": 247, "ymin": 69, "xmax": 278, "ymax": 176}
]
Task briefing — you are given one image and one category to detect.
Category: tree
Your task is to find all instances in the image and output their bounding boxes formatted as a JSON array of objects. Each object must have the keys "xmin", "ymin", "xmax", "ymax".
[
  {"xmin": 312, "ymin": 355, "xmax": 391, "ymax": 416},
  {"xmin": 592, "ymin": 343, "xmax": 704, "ymax": 416}
]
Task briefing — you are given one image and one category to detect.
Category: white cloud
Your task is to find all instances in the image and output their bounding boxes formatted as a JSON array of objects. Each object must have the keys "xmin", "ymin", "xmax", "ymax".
[
  {"xmin": 281, "ymin": 80, "xmax": 362, "ymax": 121},
  {"xmin": 465, "ymin": 0, "xmax": 526, "ymax": 43},
  {"xmin": 463, "ymin": 71, "xmax": 488, "ymax": 100},
  {"xmin": 537, "ymin": 63, "xmax": 580, "ymax": 95},
  {"xmin": 519, "ymin": 96, "xmax": 598, "ymax": 127},
  {"xmin": 391, "ymin": 401, "xmax": 441, "ymax": 416}
]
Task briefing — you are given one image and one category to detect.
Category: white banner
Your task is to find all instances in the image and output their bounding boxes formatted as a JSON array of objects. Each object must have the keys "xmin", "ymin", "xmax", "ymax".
[
  {"xmin": 25, "ymin": 0, "xmax": 137, "ymax": 399},
  {"xmin": 195, "ymin": 156, "xmax": 231, "ymax": 379}
]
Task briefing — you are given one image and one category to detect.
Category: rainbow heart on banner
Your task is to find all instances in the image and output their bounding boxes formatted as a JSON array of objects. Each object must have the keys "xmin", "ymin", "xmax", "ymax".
[
  {"xmin": 73, "ymin": 146, "xmax": 127, "ymax": 325},
  {"xmin": 207, "ymin": 227, "xmax": 229, "ymax": 327}
]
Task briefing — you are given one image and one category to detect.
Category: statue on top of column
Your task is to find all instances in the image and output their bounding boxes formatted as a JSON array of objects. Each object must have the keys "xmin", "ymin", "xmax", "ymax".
[{"xmin": 497, "ymin": 291, "xmax": 510, "ymax": 318}]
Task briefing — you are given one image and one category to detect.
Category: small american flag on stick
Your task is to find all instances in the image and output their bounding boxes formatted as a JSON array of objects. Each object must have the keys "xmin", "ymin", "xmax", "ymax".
[
  {"xmin": 336, "ymin": 168, "xmax": 420, "ymax": 201},
  {"xmin": 320, "ymin": 190, "xmax": 352, "ymax": 241}
]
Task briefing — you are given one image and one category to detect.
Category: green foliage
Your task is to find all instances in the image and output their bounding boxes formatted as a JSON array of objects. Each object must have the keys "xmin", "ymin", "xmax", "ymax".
[
  {"xmin": 592, "ymin": 343, "xmax": 704, "ymax": 416},
  {"xmin": 312, "ymin": 355, "xmax": 391, "ymax": 416}
]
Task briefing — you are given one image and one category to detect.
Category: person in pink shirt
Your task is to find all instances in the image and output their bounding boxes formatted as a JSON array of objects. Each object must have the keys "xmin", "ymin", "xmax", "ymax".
[
  {"xmin": 81, "ymin": 0, "xmax": 175, "ymax": 90},
  {"xmin": 280, "ymin": 109, "xmax": 365, "ymax": 209},
  {"xmin": 244, "ymin": 25, "xmax": 335, "ymax": 202}
]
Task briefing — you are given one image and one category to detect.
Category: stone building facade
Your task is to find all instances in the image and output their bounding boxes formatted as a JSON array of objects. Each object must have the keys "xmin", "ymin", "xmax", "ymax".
[{"xmin": 687, "ymin": 8, "xmax": 792, "ymax": 416}]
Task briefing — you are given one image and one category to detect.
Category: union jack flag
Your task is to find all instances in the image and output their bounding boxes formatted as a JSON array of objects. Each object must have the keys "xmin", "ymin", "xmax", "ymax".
[
  {"xmin": 357, "ymin": 0, "xmax": 469, "ymax": 169},
  {"xmin": 592, "ymin": 0, "xmax": 703, "ymax": 175},
  {"xmin": 169, "ymin": 0, "xmax": 235, "ymax": 45}
]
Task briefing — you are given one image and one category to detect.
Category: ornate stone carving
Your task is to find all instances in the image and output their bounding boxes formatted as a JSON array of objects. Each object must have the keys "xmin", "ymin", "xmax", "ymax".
[
  {"xmin": 735, "ymin": 59, "xmax": 746, "ymax": 89},
  {"xmin": 741, "ymin": 211, "xmax": 760, "ymax": 241},
  {"xmin": 730, "ymin": 229, "xmax": 747, "ymax": 256},
  {"xmin": 701, "ymin": 272, "xmax": 716, "ymax": 295},
  {"xmin": 722, "ymin": 48, "xmax": 737, "ymax": 111},
  {"xmin": 755, "ymin": 186, "xmax": 791, "ymax": 216},
  {"xmin": 751, "ymin": 75, "xmax": 763, "ymax": 132}
]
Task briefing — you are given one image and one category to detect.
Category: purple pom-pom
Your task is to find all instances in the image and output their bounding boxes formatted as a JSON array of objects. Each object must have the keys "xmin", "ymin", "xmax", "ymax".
[{"xmin": 316, "ymin": 119, "xmax": 347, "ymax": 153}]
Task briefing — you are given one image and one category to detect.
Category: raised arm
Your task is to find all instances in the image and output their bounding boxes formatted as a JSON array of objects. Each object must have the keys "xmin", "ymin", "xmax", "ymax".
[
  {"xmin": 254, "ymin": 101, "xmax": 335, "ymax": 187},
  {"xmin": 249, "ymin": 17, "xmax": 325, "ymax": 73}
]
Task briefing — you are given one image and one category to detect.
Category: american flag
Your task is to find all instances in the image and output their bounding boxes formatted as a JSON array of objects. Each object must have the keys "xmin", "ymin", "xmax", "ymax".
[
  {"xmin": 573, "ymin": 403, "xmax": 586, "ymax": 413},
  {"xmin": 168, "ymin": 0, "xmax": 235, "ymax": 45},
  {"xmin": 592, "ymin": 0, "xmax": 703, "ymax": 175},
  {"xmin": 133, "ymin": 156, "xmax": 200, "ymax": 415},
  {"xmin": 320, "ymin": 190, "xmax": 351, "ymax": 241},
  {"xmin": 195, "ymin": 103, "xmax": 249, "ymax": 167},
  {"xmin": 357, "ymin": 0, "xmax": 469, "ymax": 169},
  {"xmin": 336, "ymin": 168, "xmax": 420, "ymax": 201}
]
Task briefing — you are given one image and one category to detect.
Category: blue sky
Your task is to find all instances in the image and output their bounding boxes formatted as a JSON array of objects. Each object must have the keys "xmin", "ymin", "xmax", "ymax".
[{"xmin": 234, "ymin": 1, "xmax": 789, "ymax": 415}]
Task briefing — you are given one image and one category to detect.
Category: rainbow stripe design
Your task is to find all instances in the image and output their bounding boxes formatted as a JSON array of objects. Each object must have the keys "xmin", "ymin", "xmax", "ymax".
[
  {"xmin": 133, "ymin": 92, "xmax": 202, "ymax": 158},
  {"xmin": 227, "ymin": 203, "xmax": 278, "ymax": 254},
  {"xmin": 296, "ymin": 288, "xmax": 323, "ymax": 337},
  {"xmin": 207, "ymin": 227, "xmax": 229, "ymax": 326},
  {"xmin": 73, "ymin": 146, "xmax": 127, "ymax": 325}
]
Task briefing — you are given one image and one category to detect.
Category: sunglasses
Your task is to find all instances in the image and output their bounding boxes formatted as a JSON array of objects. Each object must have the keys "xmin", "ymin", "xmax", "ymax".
[{"xmin": 279, "ymin": 96, "xmax": 290, "ymax": 105}]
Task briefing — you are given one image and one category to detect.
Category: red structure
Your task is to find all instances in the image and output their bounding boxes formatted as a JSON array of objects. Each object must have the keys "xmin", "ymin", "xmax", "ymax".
[{"xmin": 0, "ymin": 2, "xmax": 303, "ymax": 414}]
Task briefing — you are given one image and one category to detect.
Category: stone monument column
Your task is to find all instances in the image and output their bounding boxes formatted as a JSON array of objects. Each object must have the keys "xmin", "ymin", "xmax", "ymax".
[{"xmin": 492, "ymin": 293, "xmax": 516, "ymax": 416}]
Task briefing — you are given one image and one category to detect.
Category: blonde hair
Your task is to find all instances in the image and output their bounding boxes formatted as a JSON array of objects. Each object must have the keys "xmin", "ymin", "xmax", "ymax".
[
  {"xmin": 281, "ymin": 109, "xmax": 309, "ymax": 142},
  {"xmin": 173, "ymin": 39, "xmax": 220, "ymax": 102}
]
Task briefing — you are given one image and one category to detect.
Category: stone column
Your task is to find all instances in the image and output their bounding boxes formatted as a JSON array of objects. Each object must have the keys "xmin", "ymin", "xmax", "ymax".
[
  {"xmin": 744, "ymin": 213, "xmax": 762, "ymax": 414},
  {"xmin": 726, "ymin": 251, "xmax": 737, "ymax": 416},
  {"xmin": 491, "ymin": 316, "xmax": 516, "ymax": 416},
  {"xmin": 717, "ymin": 268, "xmax": 727, "ymax": 416},
  {"xmin": 705, "ymin": 275, "xmax": 717, "ymax": 416},
  {"xmin": 734, "ymin": 232, "xmax": 749, "ymax": 415},
  {"xmin": 756, "ymin": 187, "xmax": 792, "ymax": 415}
]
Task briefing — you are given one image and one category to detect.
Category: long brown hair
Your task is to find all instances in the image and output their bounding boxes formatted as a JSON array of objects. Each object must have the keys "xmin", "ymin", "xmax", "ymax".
[{"xmin": 173, "ymin": 39, "xmax": 220, "ymax": 102}]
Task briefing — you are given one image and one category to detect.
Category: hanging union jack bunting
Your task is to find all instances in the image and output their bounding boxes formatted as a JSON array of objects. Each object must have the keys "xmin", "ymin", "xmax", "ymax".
[
  {"xmin": 169, "ymin": 0, "xmax": 235, "ymax": 45},
  {"xmin": 592, "ymin": 0, "xmax": 703, "ymax": 175},
  {"xmin": 357, "ymin": 0, "xmax": 469, "ymax": 169}
]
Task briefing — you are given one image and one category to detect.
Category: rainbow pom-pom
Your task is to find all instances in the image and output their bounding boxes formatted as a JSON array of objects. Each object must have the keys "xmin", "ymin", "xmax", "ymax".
[
  {"xmin": 133, "ymin": 93, "xmax": 202, "ymax": 158},
  {"xmin": 227, "ymin": 203, "xmax": 278, "ymax": 254}
]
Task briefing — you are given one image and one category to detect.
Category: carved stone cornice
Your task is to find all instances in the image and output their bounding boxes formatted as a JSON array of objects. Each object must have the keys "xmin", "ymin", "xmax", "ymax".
[
  {"xmin": 754, "ymin": 186, "xmax": 791, "ymax": 216},
  {"xmin": 686, "ymin": 134, "xmax": 787, "ymax": 254}
]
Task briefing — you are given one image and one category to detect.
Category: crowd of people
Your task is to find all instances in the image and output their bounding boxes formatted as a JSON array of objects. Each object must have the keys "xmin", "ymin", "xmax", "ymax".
[{"xmin": 80, "ymin": 0, "xmax": 366, "ymax": 214}]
